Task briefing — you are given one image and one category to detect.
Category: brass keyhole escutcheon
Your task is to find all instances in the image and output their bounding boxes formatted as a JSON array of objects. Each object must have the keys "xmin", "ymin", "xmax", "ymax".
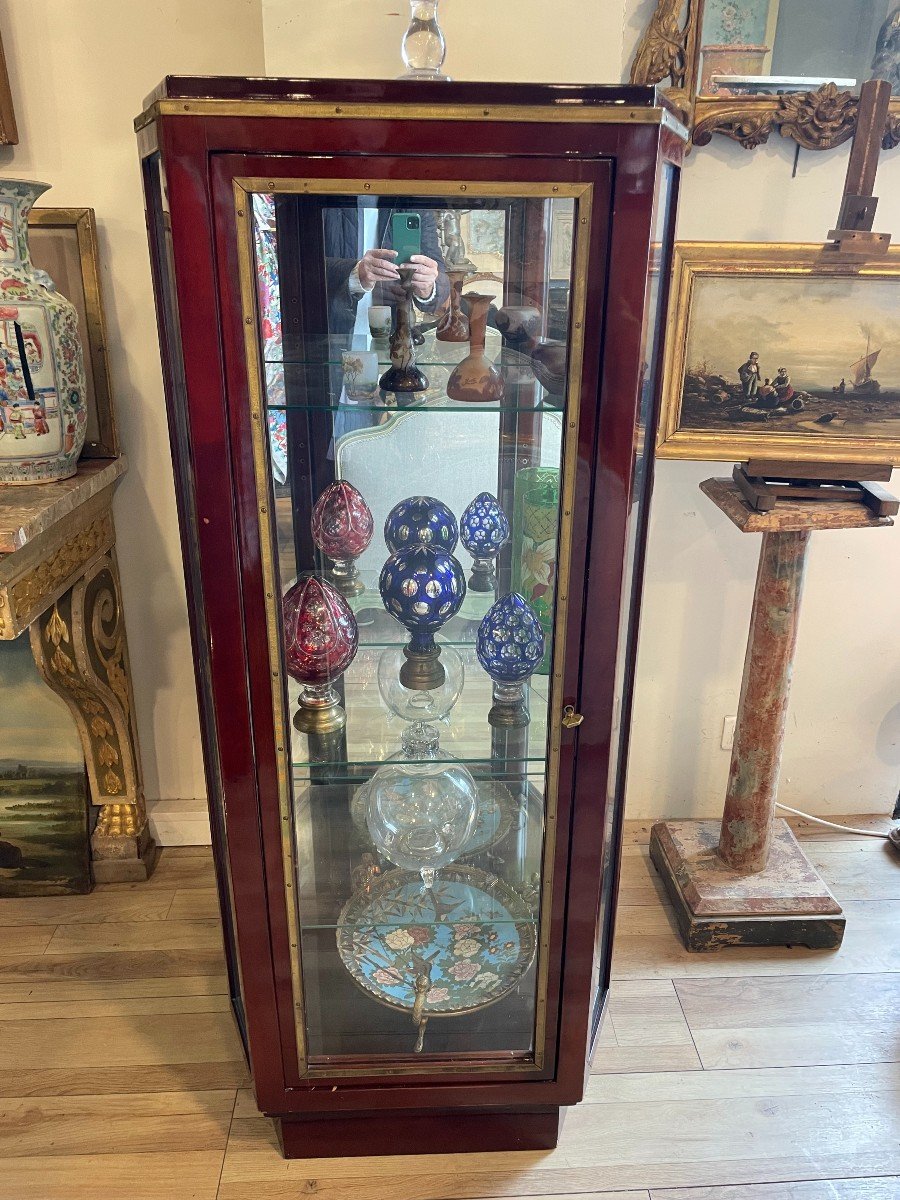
[{"xmin": 561, "ymin": 705, "xmax": 584, "ymax": 729}]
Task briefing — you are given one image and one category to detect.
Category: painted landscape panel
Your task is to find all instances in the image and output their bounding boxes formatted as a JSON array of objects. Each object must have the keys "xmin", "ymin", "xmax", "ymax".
[
  {"xmin": 0, "ymin": 635, "xmax": 90, "ymax": 895},
  {"xmin": 680, "ymin": 274, "xmax": 900, "ymax": 441}
]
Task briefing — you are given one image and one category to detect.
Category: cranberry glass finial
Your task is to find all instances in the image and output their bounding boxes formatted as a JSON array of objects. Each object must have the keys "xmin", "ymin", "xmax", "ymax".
[
  {"xmin": 311, "ymin": 481, "xmax": 374, "ymax": 597},
  {"xmin": 283, "ymin": 575, "xmax": 358, "ymax": 734}
]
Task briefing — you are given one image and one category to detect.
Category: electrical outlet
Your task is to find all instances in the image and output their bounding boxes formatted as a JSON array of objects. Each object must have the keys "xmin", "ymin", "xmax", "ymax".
[{"xmin": 721, "ymin": 716, "xmax": 736, "ymax": 751}]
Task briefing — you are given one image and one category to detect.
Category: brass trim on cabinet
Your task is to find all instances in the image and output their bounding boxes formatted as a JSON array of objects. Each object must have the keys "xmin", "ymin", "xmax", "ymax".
[
  {"xmin": 235, "ymin": 174, "xmax": 594, "ymax": 1080},
  {"xmin": 136, "ymin": 97, "xmax": 688, "ymax": 140}
]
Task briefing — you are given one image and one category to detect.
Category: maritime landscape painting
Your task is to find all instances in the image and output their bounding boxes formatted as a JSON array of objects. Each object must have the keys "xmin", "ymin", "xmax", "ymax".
[
  {"xmin": 0, "ymin": 636, "xmax": 90, "ymax": 896},
  {"xmin": 678, "ymin": 274, "xmax": 900, "ymax": 442}
]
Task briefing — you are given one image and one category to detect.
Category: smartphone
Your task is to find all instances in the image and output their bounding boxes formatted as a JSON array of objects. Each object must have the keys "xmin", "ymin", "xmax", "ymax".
[{"xmin": 392, "ymin": 212, "xmax": 422, "ymax": 265}]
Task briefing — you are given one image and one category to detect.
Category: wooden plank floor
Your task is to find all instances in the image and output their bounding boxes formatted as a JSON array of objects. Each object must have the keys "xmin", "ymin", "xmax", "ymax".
[{"xmin": 0, "ymin": 822, "xmax": 898, "ymax": 1199}]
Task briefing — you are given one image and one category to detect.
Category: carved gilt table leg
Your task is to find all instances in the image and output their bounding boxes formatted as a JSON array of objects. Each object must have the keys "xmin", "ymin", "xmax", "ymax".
[{"xmin": 30, "ymin": 549, "xmax": 159, "ymax": 881}]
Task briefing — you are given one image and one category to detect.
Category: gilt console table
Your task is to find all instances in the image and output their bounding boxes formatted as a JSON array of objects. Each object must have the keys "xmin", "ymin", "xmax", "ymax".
[{"xmin": 0, "ymin": 458, "xmax": 158, "ymax": 881}]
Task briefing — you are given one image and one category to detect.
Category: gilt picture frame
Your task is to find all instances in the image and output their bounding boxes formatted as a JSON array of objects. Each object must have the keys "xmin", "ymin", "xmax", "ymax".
[
  {"xmin": 28, "ymin": 208, "xmax": 119, "ymax": 459},
  {"xmin": 0, "ymin": 30, "xmax": 17, "ymax": 145},
  {"xmin": 658, "ymin": 242, "xmax": 900, "ymax": 464}
]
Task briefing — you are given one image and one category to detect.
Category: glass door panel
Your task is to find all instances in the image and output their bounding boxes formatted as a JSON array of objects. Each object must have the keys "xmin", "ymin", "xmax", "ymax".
[{"xmin": 247, "ymin": 181, "xmax": 584, "ymax": 1066}]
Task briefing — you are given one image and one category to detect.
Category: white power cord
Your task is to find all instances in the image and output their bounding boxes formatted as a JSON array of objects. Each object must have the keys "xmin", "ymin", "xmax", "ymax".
[{"xmin": 775, "ymin": 801, "xmax": 890, "ymax": 840}]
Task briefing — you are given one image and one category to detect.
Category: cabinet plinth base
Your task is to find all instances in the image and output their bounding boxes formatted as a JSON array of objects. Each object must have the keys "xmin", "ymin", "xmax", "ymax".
[
  {"xmin": 274, "ymin": 1106, "xmax": 563, "ymax": 1158},
  {"xmin": 650, "ymin": 819, "xmax": 845, "ymax": 952}
]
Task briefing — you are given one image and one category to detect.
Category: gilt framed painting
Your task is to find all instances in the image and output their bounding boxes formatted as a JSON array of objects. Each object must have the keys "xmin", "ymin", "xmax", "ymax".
[
  {"xmin": 28, "ymin": 208, "xmax": 119, "ymax": 458},
  {"xmin": 658, "ymin": 243, "xmax": 900, "ymax": 465}
]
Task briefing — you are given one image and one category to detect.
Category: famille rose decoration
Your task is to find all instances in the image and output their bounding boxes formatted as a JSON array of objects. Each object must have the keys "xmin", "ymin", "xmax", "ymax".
[
  {"xmin": 384, "ymin": 495, "xmax": 458, "ymax": 555},
  {"xmin": 283, "ymin": 575, "xmax": 359, "ymax": 734},
  {"xmin": 311, "ymin": 480, "xmax": 374, "ymax": 597},
  {"xmin": 0, "ymin": 180, "xmax": 87, "ymax": 485},
  {"xmin": 460, "ymin": 491, "xmax": 510, "ymax": 592},
  {"xmin": 379, "ymin": 543, "xmax": 466, "ymax": 691},
  {"xmin": 476, "ymin": 592, "xmax": 545, "ymax": 728}
]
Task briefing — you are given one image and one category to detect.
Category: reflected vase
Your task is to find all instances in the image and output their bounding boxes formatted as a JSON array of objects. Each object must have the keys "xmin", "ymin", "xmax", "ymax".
[
  {"xmin": 379, "ymin": 265, "xmax": 428, "ymax": 393},
  {"xmin": 311, "ymin": 480, "xmax": 374, "ymax": 597},
  {"xmin": 446, "ymin": 293, "xmax": 504, "ymax": 404},
  {"xmin": 435, "ymin": 269, "xmax": 469, "ymax": 343},
  {"xmin": 460, "ymin": 491, "xmax": 509, "ymax": 593},
  {"xmin": 384, "ymin": 494, "xmax": 458, "ymax": 555},
  {"xmin": 511, "ymin": 467, "xmax": 559, "ymax": 676}
]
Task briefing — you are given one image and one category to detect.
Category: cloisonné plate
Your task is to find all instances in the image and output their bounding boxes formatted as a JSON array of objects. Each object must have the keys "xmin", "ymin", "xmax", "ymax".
[
  {"xmin": 336, "ymin": 865, "xmax": 536, "ymax": 1018},
  {"xmin": 350, "ymin": 777, "xmax": 517, "ymax": 856}
]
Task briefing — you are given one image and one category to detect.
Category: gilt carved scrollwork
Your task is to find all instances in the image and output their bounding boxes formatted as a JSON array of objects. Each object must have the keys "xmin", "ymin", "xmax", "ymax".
[
  {"xmin": 777, "ymin": 83, "xmax": 859, "ymax": 150},
  {"xmin": 630, "ymin": 0, "xmax": 691, "ymax": 91},
  {"xmin": 692, "ymin": 106, "xmax": 776, "ymax": 149},
  {"xmin": 30, "ymin": 550, "xmax": 155, "ymax": 877},
  {"xmin": 694, "ymin": 83, "xmax": 890, "ymax": 151}
]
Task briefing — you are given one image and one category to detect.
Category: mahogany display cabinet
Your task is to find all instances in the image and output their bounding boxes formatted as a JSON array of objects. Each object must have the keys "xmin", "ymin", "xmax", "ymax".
[{"xmin": 136, "ymin": 76, "xmax": 685, "ymax": 1158}]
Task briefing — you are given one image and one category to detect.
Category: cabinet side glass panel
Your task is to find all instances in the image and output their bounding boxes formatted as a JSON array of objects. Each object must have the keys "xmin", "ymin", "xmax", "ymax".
[
  {"xmin": 143, "ymin": 153, "xmax": 247, "ymax": 1041},
  {"xmin": 591, "ymin": 163, "xmax": 677, "ymax": 1041},
  {"xmin": 247, "ymin": 183, "xmax": 582, "ymax": 1066}
]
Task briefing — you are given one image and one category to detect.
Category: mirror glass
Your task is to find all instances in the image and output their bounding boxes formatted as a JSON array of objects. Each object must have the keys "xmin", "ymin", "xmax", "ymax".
[{"xmin": 697, "ymin": 0, "xmax": 900, "ymax": 98}]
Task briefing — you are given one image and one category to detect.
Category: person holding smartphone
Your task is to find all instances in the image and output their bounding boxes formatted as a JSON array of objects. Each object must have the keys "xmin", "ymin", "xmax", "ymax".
[{"xmin": 324, "ymin": 204, "xmax": 449, "ymax": 338}]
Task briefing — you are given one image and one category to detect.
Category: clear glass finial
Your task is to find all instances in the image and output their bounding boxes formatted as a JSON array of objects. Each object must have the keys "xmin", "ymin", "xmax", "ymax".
[{"xmin": 400, "ymin": 1, "xmax": 449, "ymax": 79}]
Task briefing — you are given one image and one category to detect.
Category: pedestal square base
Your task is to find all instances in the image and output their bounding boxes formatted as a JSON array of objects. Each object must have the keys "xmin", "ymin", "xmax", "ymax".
[{"xmin": 650, "ymin": 819, "xmax": 845, "ymax": 952}]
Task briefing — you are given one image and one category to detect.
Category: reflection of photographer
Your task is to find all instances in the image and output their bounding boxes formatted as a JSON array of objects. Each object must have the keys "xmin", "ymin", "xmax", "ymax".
[{"xmin": 324, "ymin": 206, "xmax": 449, "ymax": 336}]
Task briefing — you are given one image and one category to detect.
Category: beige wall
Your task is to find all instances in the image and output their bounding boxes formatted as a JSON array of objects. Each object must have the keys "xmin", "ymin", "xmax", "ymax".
[{"xmin": 0, "ymin": 1, "xmax": 265, "ymax": 803}]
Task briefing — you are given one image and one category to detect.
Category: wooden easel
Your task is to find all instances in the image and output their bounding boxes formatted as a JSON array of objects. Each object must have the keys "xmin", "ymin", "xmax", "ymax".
[{"xmin": 734, "ymin": 80, "xmax": 898, "ymax": 520}]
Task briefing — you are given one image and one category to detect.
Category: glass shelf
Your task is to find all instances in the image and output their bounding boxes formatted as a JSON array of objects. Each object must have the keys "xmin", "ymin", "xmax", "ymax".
[
  {"xmin": 266, "ymin": 397, "xmax": 564, "ymax": 414},
  {"xmin": 288, "ymin": 652, "xmax": 550, "ymax": 773},
  {"xmin": 292, "ymin": 773, "xmax": 546, "ymax": 930}
]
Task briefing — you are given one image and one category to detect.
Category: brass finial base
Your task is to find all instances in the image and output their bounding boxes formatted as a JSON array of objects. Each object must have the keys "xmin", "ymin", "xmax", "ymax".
[
  {"xmin": 293, "ymin": 684, "xmax": 347, "ymax": 734},
  {"xmin": 327, "ymin": 559, "xmax": 365, "ymax": 597},
  {"xmin": 399, "ymin": 643, "xmax": 446, "ymax": 691},
  {"xmin": 467, "ymin": 556, "xmax": 497, "ymax": 593},
  {"xmin": 487, "ymin": 681, "xmax": 530, "ymax": 729}
]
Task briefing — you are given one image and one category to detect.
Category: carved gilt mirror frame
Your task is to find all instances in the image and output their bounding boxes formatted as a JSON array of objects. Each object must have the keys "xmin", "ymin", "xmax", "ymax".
[{"xmin": 631, "ymin": 0, "xmax": 900, "ymax": 150}]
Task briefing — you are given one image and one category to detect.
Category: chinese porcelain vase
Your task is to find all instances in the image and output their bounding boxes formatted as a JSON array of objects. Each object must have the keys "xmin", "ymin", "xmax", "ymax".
[
  {"xmin": 446, "ymin": 293, "xmax": 504, "ymax": 404},
  {"xmin": 384, "ymin": 495, "xmax": 458, "ymax": 555},
  {"xmin": 311, "ymin": 480, "xmax": 374, "ymax": 597},
  {"xmin": 460, "ymin": 491, "xmax": 510, "ymax": 592},
  {"xmin": 0, "ymin": 180, "xmax": 87, "ymax": 485}
]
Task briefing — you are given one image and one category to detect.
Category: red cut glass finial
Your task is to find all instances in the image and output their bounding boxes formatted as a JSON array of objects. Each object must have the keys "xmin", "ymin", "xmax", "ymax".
[
  {"xmin": 283, "ymin": 575, "xmax": 358, "ymax": 685},
  {"xmin": 312, "ymin": 481, "xmax": 374, "ymax": 559}
]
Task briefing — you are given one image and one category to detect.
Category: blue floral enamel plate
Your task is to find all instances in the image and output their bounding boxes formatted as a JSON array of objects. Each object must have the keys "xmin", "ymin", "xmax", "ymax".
[{"xmin": 336, "ymin": 865, "xmax": 536, "ymax": 1019}]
